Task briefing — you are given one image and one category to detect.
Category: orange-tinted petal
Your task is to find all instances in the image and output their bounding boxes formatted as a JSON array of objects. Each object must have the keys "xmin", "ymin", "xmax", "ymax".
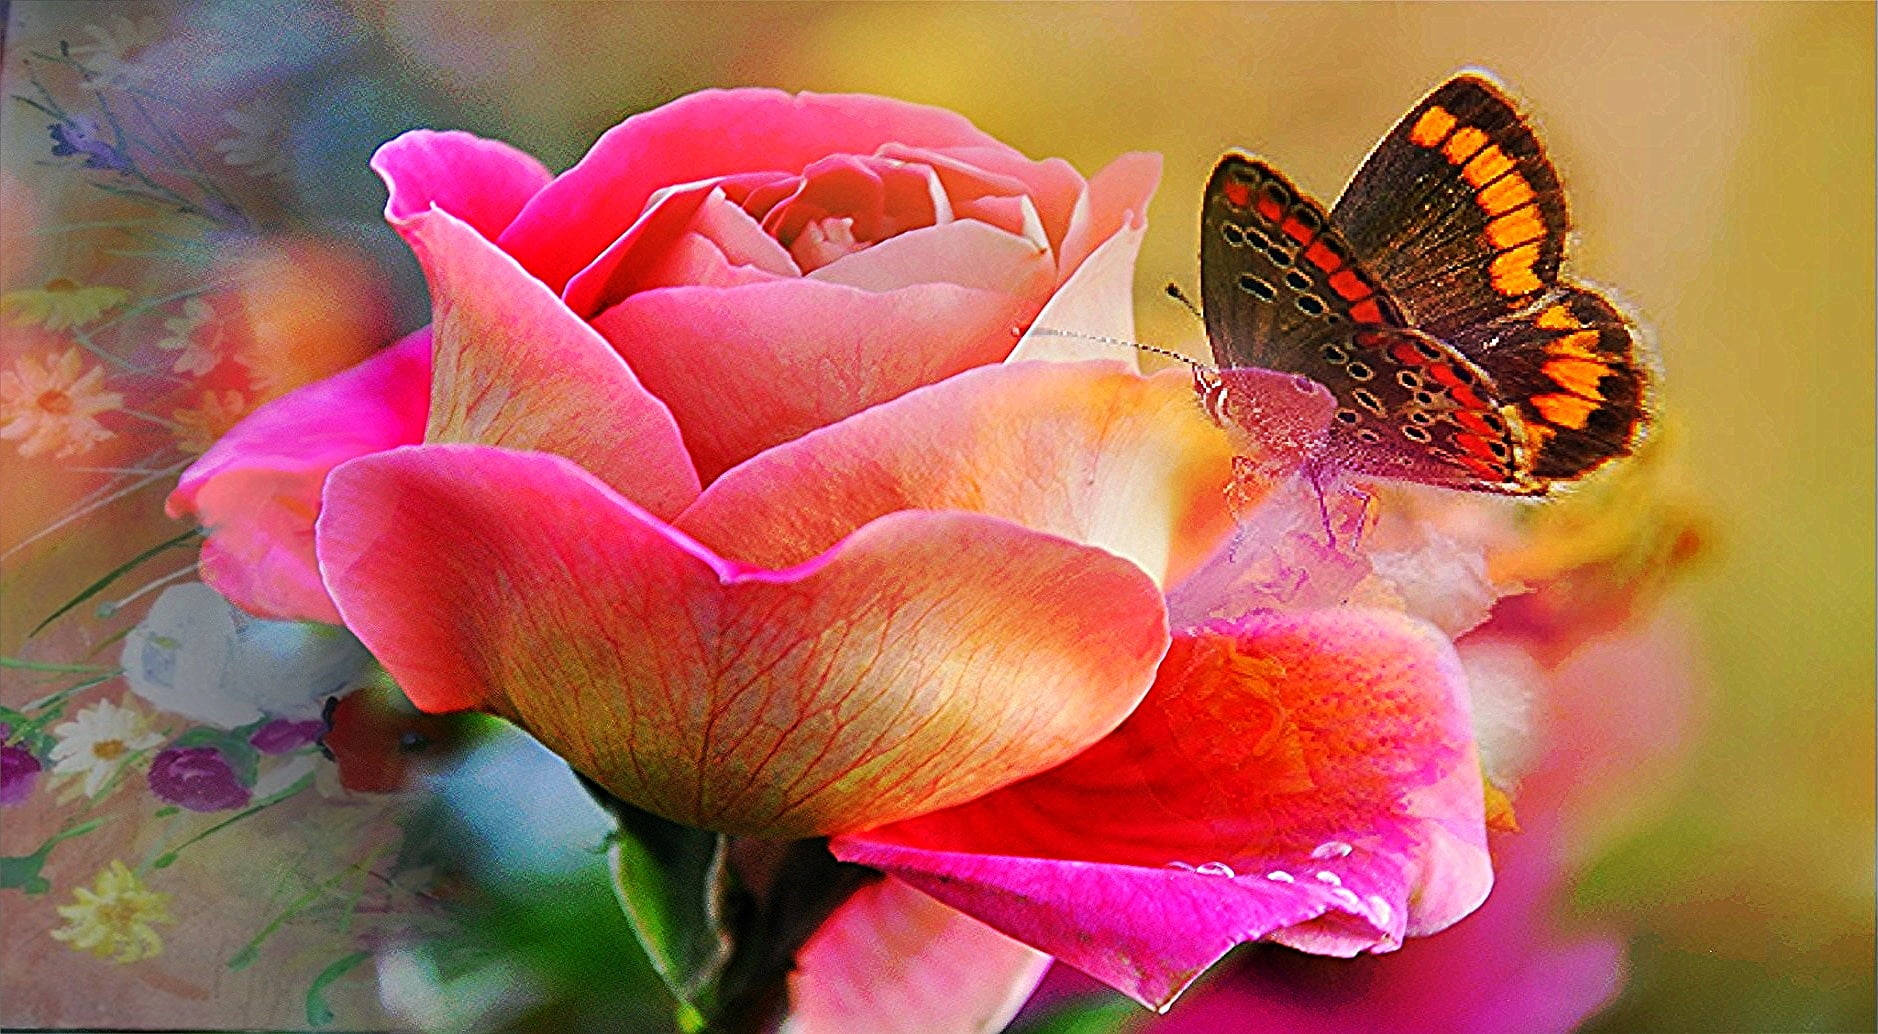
[
  {"xmin": 316, "ymin": 444, "xmax": 1168, "ymax": 838},
  {"xmin": 677, "ymin": 361, "xmax": 1237, "ymax": 588}
]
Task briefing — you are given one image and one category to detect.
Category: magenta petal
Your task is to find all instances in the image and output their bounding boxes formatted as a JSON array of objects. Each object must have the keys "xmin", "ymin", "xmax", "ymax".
[
  {"xmin": 501, "ymin": 90, "xmax": 1015, "ymax": 292},
  {"xmin": 371, "ymin": 129, "xmax": 552, "ymax": 241},
  {"xmin": 788, "ymin": 878, "xmax": 1050, "ymax": 1034},
  {"xmin": 834, "ymin": 609, "xmax": 1489, "ymax": 1008},
  {"xmin": 392, "ymin": 203, "xmax": 701, "ymax": 516},
  {"xmin": 167, "ymin": 329, "xmax": 431, "ymax": 622}
]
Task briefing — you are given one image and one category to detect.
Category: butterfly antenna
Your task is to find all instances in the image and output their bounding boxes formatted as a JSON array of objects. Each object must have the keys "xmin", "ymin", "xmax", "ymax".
[
  {"xmin": 1164, "ymin": 282, "xmax": 1204, "ymax": 322},
  {"xmin": 1025, "ymin": 326, "xmax": 1214, "ymax": 371}
]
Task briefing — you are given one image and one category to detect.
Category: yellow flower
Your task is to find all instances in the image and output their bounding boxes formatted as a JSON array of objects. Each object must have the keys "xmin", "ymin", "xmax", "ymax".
[
  {"xmin": 1, "ymin": 279, "xmax": 128, "ymax": 330},
  {"xmin": 0, "ymin": 347, "xmax": 124, "ymax": 459},
  {"xmin": 50, "ymin": 860, "xmax": 173, "ymax": 963},
  {"xmin": 172, "ymin": 389, "xmax": 252, "ymax": 454}
]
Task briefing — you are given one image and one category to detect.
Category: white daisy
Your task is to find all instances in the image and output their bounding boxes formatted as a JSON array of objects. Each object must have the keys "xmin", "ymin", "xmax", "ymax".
[
  {"xmin": 49, "ymin": 699, "xmax": 164, "ymax": 798},
  {"xmin": 215, "ymin": 98, "xmax": 291, "ymax": 181},
  {"xmin": 154, "ymin": 297, "xmax": 224, "ymax": 376},
  {"xmin": 70, "ymin": 14, "xmax": 165, "ymax": 86}
]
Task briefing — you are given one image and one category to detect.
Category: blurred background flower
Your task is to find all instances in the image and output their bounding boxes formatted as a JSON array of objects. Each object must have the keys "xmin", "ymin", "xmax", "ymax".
[{"xmin": 1, "ymin": 2, "xmax": 1869, "ymax": 1032}]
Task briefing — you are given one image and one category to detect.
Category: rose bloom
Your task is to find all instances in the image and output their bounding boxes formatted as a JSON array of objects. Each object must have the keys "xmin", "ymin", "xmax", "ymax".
[{"xmin": 170, "ymin": 90, "xmax": 1493, "ymax": 1030}]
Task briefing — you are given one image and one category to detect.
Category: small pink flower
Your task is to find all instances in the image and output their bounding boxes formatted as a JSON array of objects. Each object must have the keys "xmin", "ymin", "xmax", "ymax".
[{"xmin": 147, "ymin": 745, "xmax": 251, "ymax": 813}]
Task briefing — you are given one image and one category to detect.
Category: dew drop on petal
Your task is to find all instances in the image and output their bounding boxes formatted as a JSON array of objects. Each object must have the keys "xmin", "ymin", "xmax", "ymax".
[
  {"xmin": 1330, "ymin": 886, "xmax": 1364, "ymax": 909},
  {"xmin": 1165, "ymin": 861, "xmax": 1197, "ymax": 871},
  {"xmin": 1313, "ymin": 870, "xmax": 1343, "ymax": 886},
  {"xmin": 1193, "ymin": 861, "xmax": 1237, "ymax": 877},
  {"xmin": 1367, "ymin": 894, "xmax": 1394, "ymax": 926},
  {"xmin": 1264, "ymin": 870, "xmax": 1295, "ymax": 883},
  {"xmin": 1311, "ymin": 840, "xmax": 1354, "ymax": 859}
]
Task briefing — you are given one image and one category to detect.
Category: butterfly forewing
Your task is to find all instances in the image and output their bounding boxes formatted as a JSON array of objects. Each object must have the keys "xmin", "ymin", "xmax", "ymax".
[
  {"xmin": 1331, "ymin": 74, "xmax": 1568, "ymax": 342},
  {"xmin": 1200, "ymin": 156, "xmax": 1403, "ymax": 373}
]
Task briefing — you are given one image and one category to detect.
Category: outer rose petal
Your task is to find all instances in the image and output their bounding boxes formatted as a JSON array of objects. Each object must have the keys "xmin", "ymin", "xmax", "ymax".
[
  {"xmin": 166, "ymin": 329, "xmax": 431, "ymax": 622},
  {"xmin": 1006, "ymin": 220, "xmax": 1146, "ymax": 365},
  {"xmin": 316, "ymin": 444, "xmax": 1168, "ymax": 839},
  {"xmin": 834, "ymin": 610, "xmax": 1490, "ymax": 1008},
  {"xmin": 1057, "ymin": 151, "xmax": 1162, "ymax": 286},
  {"xmin": 678, "ymin": 362, "xmax": 1237, "ymax": 589},
  {"xmin": 371, "ymin": 129, "xmax": 551, "ymax": 240},
  {"xmin": 501, "ymin": 90, "xmax": 1021, "ymax": 292},
  {"xmin": 785, "ymin": 878, "xmax": 1050, "ymax": 1034},
  {"xmin": 386, "ymin": 202, "xmax": 701, "ymax": 516},
  {"xmin": 1140, "ymin": 827, "xmax": 1622, "ymax": 1034},
  {"xmin": 589, "ymin": 281, "xmax": 1031, "ymax": 482}
]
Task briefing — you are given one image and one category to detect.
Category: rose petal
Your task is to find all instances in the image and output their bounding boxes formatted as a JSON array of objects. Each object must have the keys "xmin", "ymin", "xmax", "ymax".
[
  {"xmin": 388, "ymin": 203, "xmax": 701, "ymax": 516},
  {"xmin": 502, "ymin": 90, "xmax": 1019, "ymax": 292},
  {"xmin": 316, "ymin": 443, "xmax": 1168, "ymax": 838},
  {"xmin": 371, "ymin": 129, "xmax": 552, "ymax": 241},
  {"xmin": 787, "ymin": 878, "xmax": 1050, "ymax": 1034},
  {"xmin": 563, "ymin": 179, "xmax": 802, "ymax": 318},
  {"xmin": 834, "ymin": 610, "xmax": 1490, "ymax": 1008},
  {"xmin": 1006, "ymin": 220, "xmax": 1147, "ymax": 365},
  {"xmin": 167, "ymin": 329, "xmax": 431, "ymax": 622},
  {"xmin": 889, "ymin": 144, "xmax": 1090, "ymax": 259},
  {"xmin": 589, "ymin": 281, "xmax": 1031, "ymax": 482},
  {"xmin": 1057, "ymin": 152, "xmax": 1162, "ymax": 283},
  {"xmin": 808, "ymin": 219, "xmax": 1054, "ymax": 296},
  {"xmin": 678, "ymin": 362, "xmax": 1237, "ymax": 589}
]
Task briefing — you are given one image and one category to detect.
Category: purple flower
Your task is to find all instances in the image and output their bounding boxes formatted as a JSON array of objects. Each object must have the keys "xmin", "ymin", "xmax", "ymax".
[
  {"xmin": 249, "ymin": 718, "xmax": 324, "ymax": 755},
  {"xmin": 48, "ymin": 118, "xmax": 132, "ymax": 174},
  {"xmin": 147, "ymin": 746, "xmax": 251, "ymax": 812},
  {"xmin": 1, "ymin": 743, "xmax": 42, "ymax": 807}
]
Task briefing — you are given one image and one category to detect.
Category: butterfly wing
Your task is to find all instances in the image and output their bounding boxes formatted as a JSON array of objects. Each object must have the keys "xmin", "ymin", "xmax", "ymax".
[
  {"xmin": 1331, "ymin": 73, "xmax": 1568, "ymax": 340},
  {"xmin": 1200, "ymin": 155, "xmax": 1404, "ymax": 374},
  {"xmin": 1332, "ymin": 73, "xmax": 1650, "ymax": 482}
]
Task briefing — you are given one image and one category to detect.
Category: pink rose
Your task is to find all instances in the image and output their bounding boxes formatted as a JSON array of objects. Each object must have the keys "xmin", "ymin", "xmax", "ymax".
[{"xmin": 169, "ymin": 90, "xmax": 1491, "ymax": 1030}]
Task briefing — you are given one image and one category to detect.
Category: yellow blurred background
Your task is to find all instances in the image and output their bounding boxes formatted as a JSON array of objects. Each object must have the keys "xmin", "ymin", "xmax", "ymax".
[{"xmin": 4, "ymin": 3, "xmax": 1871, "ymax": 1030}]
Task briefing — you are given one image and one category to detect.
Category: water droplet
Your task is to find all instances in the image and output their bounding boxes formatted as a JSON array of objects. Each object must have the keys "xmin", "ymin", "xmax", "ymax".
[
  {"xmin": 1313, "ymin": 870, "xmax": 1342, "ymax": 886},
  {"xmin": 1330, "ymin": 886, "xmax": 1363, "ymax": 909},
  {"xmin": 1194, "ymin": 861, "xmax": 1236, "ymax": 877},
  {"xmin": 1264, "ymin": 870, "xmax": 1295, "ymax": 883},
  {"xmin": 1311, "ymin": 840, "xmax": 1353, "ymax": 860},
  {"xmin": 1367, "ymin": 895, "xmax": 1393, "ymax": 925},
  {"xmin": 1165, "ymin": 861, "xmax": 1196, "ymax": 871}
]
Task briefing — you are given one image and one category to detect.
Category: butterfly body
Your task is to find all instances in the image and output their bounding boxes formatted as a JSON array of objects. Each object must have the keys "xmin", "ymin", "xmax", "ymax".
[{"xmin": 1200, "ymin": 73, "xmax": 1650, "ymax": 495}]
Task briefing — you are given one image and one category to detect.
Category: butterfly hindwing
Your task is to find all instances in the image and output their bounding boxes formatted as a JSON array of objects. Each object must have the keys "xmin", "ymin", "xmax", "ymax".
[
  {"xmin": 1331, "ymin": 73, "xmax": 1568, "ymax": 342},
  {"xmin": 1455, "ymin": 286, "xmax": 1650, "ymax": 481},
  {"xmin": 1200, "ymin": 155, "xmax": 1403, "ymax": 373}
]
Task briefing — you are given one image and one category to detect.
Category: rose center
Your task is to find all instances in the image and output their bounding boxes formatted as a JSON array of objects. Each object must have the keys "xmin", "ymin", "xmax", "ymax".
[
  {"xmin": 787, "ymin": 216, "xmax": 867, "ymax": 273},
  {"xmin": 37, "ymin": 390, "xmax": 75, "ymax": 415},
  {"xmin": 91, "ymin": 738, "xmax": 127, "ymax": 761}
]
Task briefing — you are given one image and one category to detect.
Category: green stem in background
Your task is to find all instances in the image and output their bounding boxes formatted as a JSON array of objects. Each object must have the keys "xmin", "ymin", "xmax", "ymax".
[
  {"xmin": 0, "ymin": 657, "xmax": 113, "ymax": 674},
  {"xmin": 1, "ymin": 819, "xmax": 108, "ymax": 894},
  {"xmin": 29, "ymin": 526, "xmax": 201, "ymax": 636},
  {"xmin": 145, "ymin": 773, "xmax": 312, "ymax": 872}
]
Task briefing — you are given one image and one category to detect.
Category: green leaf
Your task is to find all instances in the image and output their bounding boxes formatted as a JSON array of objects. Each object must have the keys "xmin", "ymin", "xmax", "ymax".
[
  {"xmin": 0, "ymin": 656, "xmax": 112, "ymax": 673},
  {"xmin": 30, "ymin": 526, "xmax": 200, "ymax": 637},
  {"xmin": 596, "ymin": 792, "xmax": 735, "ymax": 1025},
  {"xmin": 1006, "ymin": 996, "xmax": 1144, "ymax": 1034},
  {"xmin": 1, "ymin": 819, "xmax": 107, "ymax": 895},
  {"xmin": 305, "ymin": 950, "xmax": 370, "ymax": 1027}
]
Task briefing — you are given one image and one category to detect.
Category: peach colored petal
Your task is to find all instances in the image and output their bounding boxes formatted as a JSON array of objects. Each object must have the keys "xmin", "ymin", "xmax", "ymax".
[
  {"xmin": 787, "ymin": 878, "xmax": 1050, "ymax": 1034},
  {"xmin": 1057, "ymin": 152, "xmax": 1162, "ymax": 283},
  {"xmin": 588, "ymin": 281, "xmax": 1030, "ymax": 483},
  {"xmin": 677, "ymin": 362, "xmax": 1237, "ymax": 589},
  {"xmin": 1006, "ymin": 220, "xmax": 1147, "ymax": 366},
  {"xmin": 371, "ymin": 129, "xmax": 551, "ymax": 241},
  {"xmin": 387, "ymin": 203, "xmax": 701, "ymax": 516},
  {"xmin": 501, "ymin": 90, "xmax": 1020, "ymax": 292},
  {"xmin": 834, "ymin": 610, "xmax": 1490, "ymax": 1008},
  {"xmin": 167, "ymin": 329, "xmax": 431, "ymax": 622},
  {"xmin": 316, "ymin": 444, "xmax": 1169, "ymax": 839},
  {"xmin": 807, "ymin": 219, "xmax": 1054, "ymax": 296}
]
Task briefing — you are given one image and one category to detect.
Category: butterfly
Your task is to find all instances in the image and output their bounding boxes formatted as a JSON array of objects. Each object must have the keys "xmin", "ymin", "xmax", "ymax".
[{"xmin": 1195, "ymin": 72, "xmax": 1651, "ymax": 495}]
